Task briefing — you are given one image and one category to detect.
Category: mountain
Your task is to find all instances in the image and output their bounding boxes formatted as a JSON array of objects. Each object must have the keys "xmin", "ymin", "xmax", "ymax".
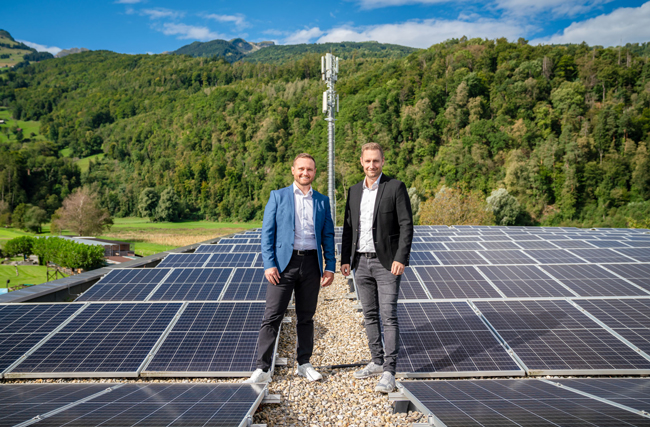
[
  {"xmin": 172, "ymin": 38, "xmax": 274, "ymax": 62},
  {"xmin": 172, "ymin": 38, "xmax": 416, "ymax": 64},
  {"xmin": 0, "ymin": 29, "xmax": 53, "ymax": 68},
  {"xmin": 55, "ymin": 48, "xmax": 90, "ymax": 58}
]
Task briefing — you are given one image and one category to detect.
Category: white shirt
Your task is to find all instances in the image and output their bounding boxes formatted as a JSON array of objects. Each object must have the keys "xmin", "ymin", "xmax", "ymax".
[
  {"xmin": 293, "ymin": 183, "xmax": 317, "ymax": 250},
  {"xmin": 357, "ymin": 173, "xmax": 382, "ymax": 253}
]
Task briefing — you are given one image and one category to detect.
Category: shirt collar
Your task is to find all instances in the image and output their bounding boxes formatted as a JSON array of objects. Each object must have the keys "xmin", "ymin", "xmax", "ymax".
[
  {"xmin": 293, "ymin": 182, "xmax": 313, "ymax": 197},
  {"xmin": 363, "ymin": 173, "xmax": 382, "ymax": 190}
]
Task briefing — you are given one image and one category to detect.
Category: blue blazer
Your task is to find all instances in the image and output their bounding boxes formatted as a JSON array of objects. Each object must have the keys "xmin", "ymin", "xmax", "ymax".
[{"xmin": 261, "ymin": 185, "xmax": 336, "ymax": 275}]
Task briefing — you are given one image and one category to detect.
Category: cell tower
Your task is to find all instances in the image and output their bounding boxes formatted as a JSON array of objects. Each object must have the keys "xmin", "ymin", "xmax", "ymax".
[{"xmin": 322, "ymin": 53, "xmax": 339, "ymax": 225}]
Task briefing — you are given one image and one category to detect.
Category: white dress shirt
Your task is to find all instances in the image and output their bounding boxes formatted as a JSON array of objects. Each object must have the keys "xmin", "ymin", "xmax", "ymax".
[
  {"xmin": 357, "ymin": 173, "xmax": 382, "ymax": 253},
  {"xmin": 293, "ymin": 183, "xmax": 317, "ymax": 250}
]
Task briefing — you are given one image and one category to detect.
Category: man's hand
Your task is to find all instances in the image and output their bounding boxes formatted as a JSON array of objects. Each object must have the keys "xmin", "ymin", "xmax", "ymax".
[
  {"xmin": 265, "ymin": 267, "xmax": 281, "ymax": 285},
  {"xmin": 321, "ymin": 271, "xmax": 334, "ymax": 287},
  {"xmin": 391, "ymin": 261, "xmax": 405, "ymax": 276},
  {"xmin": 341, "ymin": 264, "xmax": 351, "ymax": 277}
]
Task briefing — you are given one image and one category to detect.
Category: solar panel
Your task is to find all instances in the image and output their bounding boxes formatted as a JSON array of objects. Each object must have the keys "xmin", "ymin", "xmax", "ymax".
[
  {"xmin": 602, "ymin": 263, "xmax": 650, "ymax": 292},
  {"xmin": 76, "ymin": 269, "xmax": 172, "ymax": 302},
  {"xmin": 218, "ymin": 238, "xmax": 250, "ymax": 244},
  {"xmin": 538, "ymin": 234, "xmax": 571, "ymax": 240},
  {"xmin": 148, "ymin": 268, "xmax": 233, "ymax": 301},
  {"xmin": 589, "ymin": 240, "xmax": 632, "ymax": 248},
  {"xmin": 574, "ymin": 298, "xmax": 650, "ymax": 357},
  {"xmin": 411, "ymin": 242, "xmax": 448, "ymax": 251},
  {"xmin": 474, "ymin": 299, "xmax": 650, "ymax": 374},
  {"xmin": 551, "ymin": 378, "xmax": 650, "ymax": 413},
  {"xmin": 407, "ymin": 251, "xmax": 439, "ymax": 266},
  {"xmin": 522, "ymin": 249, "xmax": 586, "ymax": 264},
  {"xmin": 221, "ymin": 268, "xmax": 268, "ymax": 301},
  {"xmin": 540, "ymin": 264, "xmax": 650, "ymax": 296},
  {"xmin": 231, "ymin": 244, "xmax": 262, "ymax": 253},
  {"xmin": 548, "ymin": 239, "xmax": 596, "ymax": 249},
  {"xmin": 415, "ymin": 266, "xmax": 502, "ymax": 299},
  {"xmin": 203, "ymin": 252, "xmax": 257, "ymax": 268},
  {"xmin": 479, "ymin": 250, "xmax": 535, "ymax": 265},
  {"xmin": 620, "ymin": 240, "xmax": 650, "ymax": 248},
  {"xmin": 477, "ymin": 265, "xmax": 575, "ymax": 298},
  {"xmin": 399, "ymin": 379, "xmax": 650, "ymax": 427},
  {"xmin": 0, "ymin": 304, "xmax": 81, "ymax": 374},
  {"xmin": 142, "ymin": 302, "xmax": 264, "ymax": 376},
  {"xmin": 8, "ymin": 383, "xmax": 264, "ymax": 427},
  {"xmin": 0, "ymin": 383, "xmax": 110, "ymax": 426},
  {"xmin": 6, "ymin": 303, "xmax": 182, "ymax": 378},
  {"xmin": 433, "ymin": 251, "xmax": 489, "ymax": 266},
  {"xmin": 194, "ymin": 244, "xmax": 234, "ymax": 253},
  {"xmin": 613, "ymin": 248, "xmax": 650, "ymax": 263},
  {"xmin": 568, "ymin": 248, "xmax": 638, "ymax": 263},
  {"xmin": 444, "ymin": 242, "xmax": 484, "ymax": 251},
  {"xmin": 477, "ymin": 235, "xmax": 513, "ymax": 241},
  {"xmin": 157, "ymin": 253, "xmax": 211, "ymax": 268},
  {"xmin": 504, "ymin": 234, "xmax": 541, "ymax": 241},
  {"xmin": 397, "ymin": 268, "xmax": 428, "ymax": 300},
  {"xmin": 514, "ymin": 240, "xmax": 558, "ymax": 250},
  {"xmin": 451, "ymin": 236, "xmax": 482, "ymax": 242},
  {"xmin": 478, "ymin": 241, "xmax": 520, "ymax": 250},
  {"xmin": 396, "ymin": 302, "xmax": 523, "ymax": 377}
]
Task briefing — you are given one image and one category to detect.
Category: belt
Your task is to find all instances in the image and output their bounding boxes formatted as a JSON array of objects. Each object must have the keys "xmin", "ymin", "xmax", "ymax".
[
  {"xmin": 356, "ymin": 252, "xmax": 377, "ymax": 259},
  {"xmin": 293, "ymin": 249, "xmax": 317, "ymax": 256}
]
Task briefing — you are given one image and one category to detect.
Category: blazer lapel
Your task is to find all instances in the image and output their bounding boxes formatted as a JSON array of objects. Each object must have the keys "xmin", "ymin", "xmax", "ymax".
[
  {"xmin": 288, "ymin": 185, "xmax": 295, "ymax": 230},
  {"xmin": 312, "ymin": 192, "xmax": 318, "ymax": 230},
  {"xmin": 372, "ymin": 175, "xmax": 387, "ymax": 224}
]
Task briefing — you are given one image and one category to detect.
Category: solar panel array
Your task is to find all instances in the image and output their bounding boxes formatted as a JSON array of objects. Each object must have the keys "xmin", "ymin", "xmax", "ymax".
[
  {"xmin": 0, "ymin": 230, "xmax": 279, "ymax": 380},
  {"xmin": 400, "ymin": 379, "xmax": 650, "ymax": 426},
  {"xmin": 0, "ymin": 383, "xmax": 265, "ymax": 427},
  {"xmin": 379, "ymin": 225, "xmax": 650, "ymax": 379}
]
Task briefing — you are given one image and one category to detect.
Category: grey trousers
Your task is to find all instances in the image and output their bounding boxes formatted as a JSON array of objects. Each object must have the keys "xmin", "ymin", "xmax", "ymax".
[{"xmin": 354, "ymin": 255, "xmax": 401, "ymax": 375}]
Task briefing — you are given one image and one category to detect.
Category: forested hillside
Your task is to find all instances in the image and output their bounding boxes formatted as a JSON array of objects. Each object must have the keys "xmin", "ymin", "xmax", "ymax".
[{"xmin": 1, "ymin": 37, "xmax": 650, "ymax": 227}]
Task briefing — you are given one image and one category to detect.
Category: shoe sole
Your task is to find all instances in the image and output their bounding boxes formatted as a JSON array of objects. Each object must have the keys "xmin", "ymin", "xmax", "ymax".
[
  {"xmin": 375, "ymin": 385, "xmax": 395, "ymax": 393},
  {"xmin": 353, "ymin": 371, "xmax": 383, "ymax": 379},
  {"xmin": 296, "ymin": 372, "xmax": 322, "ymax": 382}
]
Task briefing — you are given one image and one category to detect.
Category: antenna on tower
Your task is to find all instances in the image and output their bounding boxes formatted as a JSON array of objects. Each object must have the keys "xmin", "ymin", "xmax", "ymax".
[{"xmin": 321, "ymin": 52, "xmax": 339, "ymax": 225}]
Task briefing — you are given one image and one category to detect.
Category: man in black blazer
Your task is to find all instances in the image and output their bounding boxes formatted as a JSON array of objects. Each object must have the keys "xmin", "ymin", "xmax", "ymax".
[{"xmin": 341, "ymin": 142, "xmax": 413, "ymax": 393}]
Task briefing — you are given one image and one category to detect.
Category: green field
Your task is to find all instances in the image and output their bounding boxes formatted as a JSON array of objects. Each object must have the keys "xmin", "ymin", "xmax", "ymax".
[
  {"xmin": 0, "ymin": 265, "xmax": 48, "ymax": 289},
  {"xmin": 0, "ymin": 107, "xmax": 45, "ymax": 143},
  {"xmin": 76, "ymin": 153, "xmax": 105, "ymax": 172},
  {"xmin": 109, "ymin": 217, "xmax": 262, "ymax": 230}
]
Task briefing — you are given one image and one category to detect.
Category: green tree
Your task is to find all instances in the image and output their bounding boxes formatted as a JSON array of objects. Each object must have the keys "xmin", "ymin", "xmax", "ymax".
[
  {"xmin": 23, "ymin": 206, "xmax": 48, "ymax": 233},
  {"xmin": 156, "ymin": 187, "xmax": 181, "ymax": 222},
  {"xmin": 4, "ymin": 236, "xmax": 35, "ymax": 260},
  {"xmin": 138, "ymin": 188, "xmax": 159, "ymax": 220},
  {"xmin": 12, "ymin": 203, "xmax": 27, "ymax": 230},
  {"xmin": 486, "ymin": 188, "xmax": 520, "ymax": 225}
]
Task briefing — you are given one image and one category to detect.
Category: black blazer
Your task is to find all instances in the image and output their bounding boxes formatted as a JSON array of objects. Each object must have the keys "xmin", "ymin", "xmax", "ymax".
[{"xmin": 341, "ymin": 174, "xmax": 414, "ymax": 271}]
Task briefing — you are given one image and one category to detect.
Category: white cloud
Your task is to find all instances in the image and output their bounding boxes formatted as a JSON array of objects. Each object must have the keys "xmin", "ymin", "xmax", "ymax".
[
  {"xmin": 141, "ymin": 8, "xmax": 184, "ymax": 20},
  {"xmin": 18, "ymin": 40, "xmax": 62, "ymax": 55},
  {"xmin": 204, "ymin": 13, "xmax": 248, "ymax": 29},
  {"xmin": 531, "ymin": 2, "xmax": 650, "ymax": 46},
  {"xmin": 354, "ymin": 0, "xmax": 455, "ymax": 9},
  {"xmin": 114, "ymin": 0, "xmax": 144, "ymax": 3},
  {"xmin": 284, "ymin": 27, "xmax": 325, "ymax": 44},
  {"xmin": 283, "ymin": 18, "xmax": 525, "ymax": 48},
  {"xmin": 494, "ymin": 0, "xmax": 612, "ymax": 17},
  {"xmin": 160, "ymin": 23, "xmax": 223, "ymax": 41}
]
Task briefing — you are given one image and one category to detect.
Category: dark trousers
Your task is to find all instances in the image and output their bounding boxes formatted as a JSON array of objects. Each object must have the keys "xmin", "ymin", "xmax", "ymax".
[
  {"xmin": 256, "ymin": 252, "xmax": 321, "ymax": 371},
  {"xmin": 355, "ymin": 254, "xmax": 401, "ymax": 375}
]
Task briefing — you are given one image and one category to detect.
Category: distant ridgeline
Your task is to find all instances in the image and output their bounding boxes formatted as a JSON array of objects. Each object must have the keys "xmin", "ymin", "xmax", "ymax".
[
  {"xmin": 2, "ymin": 37, "xmax": 650, "ymax": 229},
  {"xmin": 0, "ymin": 29, "xmax": 54, "ymax": 68},
  {"xmin": 171, "ymin": 38, "xmax": 417, "ymax": 63}
]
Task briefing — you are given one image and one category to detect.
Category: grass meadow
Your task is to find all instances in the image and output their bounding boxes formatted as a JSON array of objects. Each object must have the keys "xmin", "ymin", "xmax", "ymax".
[
  {"xmin": 0, "ymin": 218, "xmax": 262, "ymax": 286},
  {"xmin": 0, "ymin": 107, "xmax": 46, "ymax": 143}
]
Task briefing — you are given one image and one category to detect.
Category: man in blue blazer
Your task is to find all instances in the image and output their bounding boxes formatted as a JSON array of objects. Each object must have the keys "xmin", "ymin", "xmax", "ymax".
[{"xmin": 245, "ymin": 153, "xmax": 336, "ymax": 384}]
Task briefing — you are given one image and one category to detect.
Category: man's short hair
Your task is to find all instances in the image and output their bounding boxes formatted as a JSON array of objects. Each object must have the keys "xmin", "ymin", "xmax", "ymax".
[
  {"xmin": 361, "ymin": 142, "xmax": 384, "ymax": 158},
  {"xmin": 293, "ymin": 153, "xmax": 316, "ymax": 167}
]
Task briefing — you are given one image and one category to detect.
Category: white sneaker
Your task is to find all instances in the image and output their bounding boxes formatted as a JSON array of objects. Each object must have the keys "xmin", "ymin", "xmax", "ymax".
[
  {"xmin": 375, "ymin": 371, "xmax": 395, "ymax": 393},
  {"xmin": 295, "ymin": 363, "xmax": 323, "ymax": 381},
  {"xmin": 243, "ymin": 368, "xmax": 272, "ymax": 384},
  {"xmin": 354, "ymin": 362, "xmax": 384, "ymax": 379}
]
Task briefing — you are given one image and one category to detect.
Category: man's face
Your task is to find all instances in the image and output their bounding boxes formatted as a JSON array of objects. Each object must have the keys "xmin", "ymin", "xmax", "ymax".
[
  {"xmin": 291, "ymin": 157, "xmax": 316, "ymax": 186},
  {"xmin": 360, "ymin": 149, "xmax": 385, "ymax": 179}
]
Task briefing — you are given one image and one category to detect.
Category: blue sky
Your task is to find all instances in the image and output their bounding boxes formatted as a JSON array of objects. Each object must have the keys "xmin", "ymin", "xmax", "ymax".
[{"xmin": 4, "ymin": 0, "xmax": 650, "ymax": 55}]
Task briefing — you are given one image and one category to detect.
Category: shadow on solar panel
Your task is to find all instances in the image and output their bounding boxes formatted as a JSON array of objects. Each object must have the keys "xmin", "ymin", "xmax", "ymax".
[{"xmin": 395, "ymin": 302, "xmax": 524, "ymax": 378}]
